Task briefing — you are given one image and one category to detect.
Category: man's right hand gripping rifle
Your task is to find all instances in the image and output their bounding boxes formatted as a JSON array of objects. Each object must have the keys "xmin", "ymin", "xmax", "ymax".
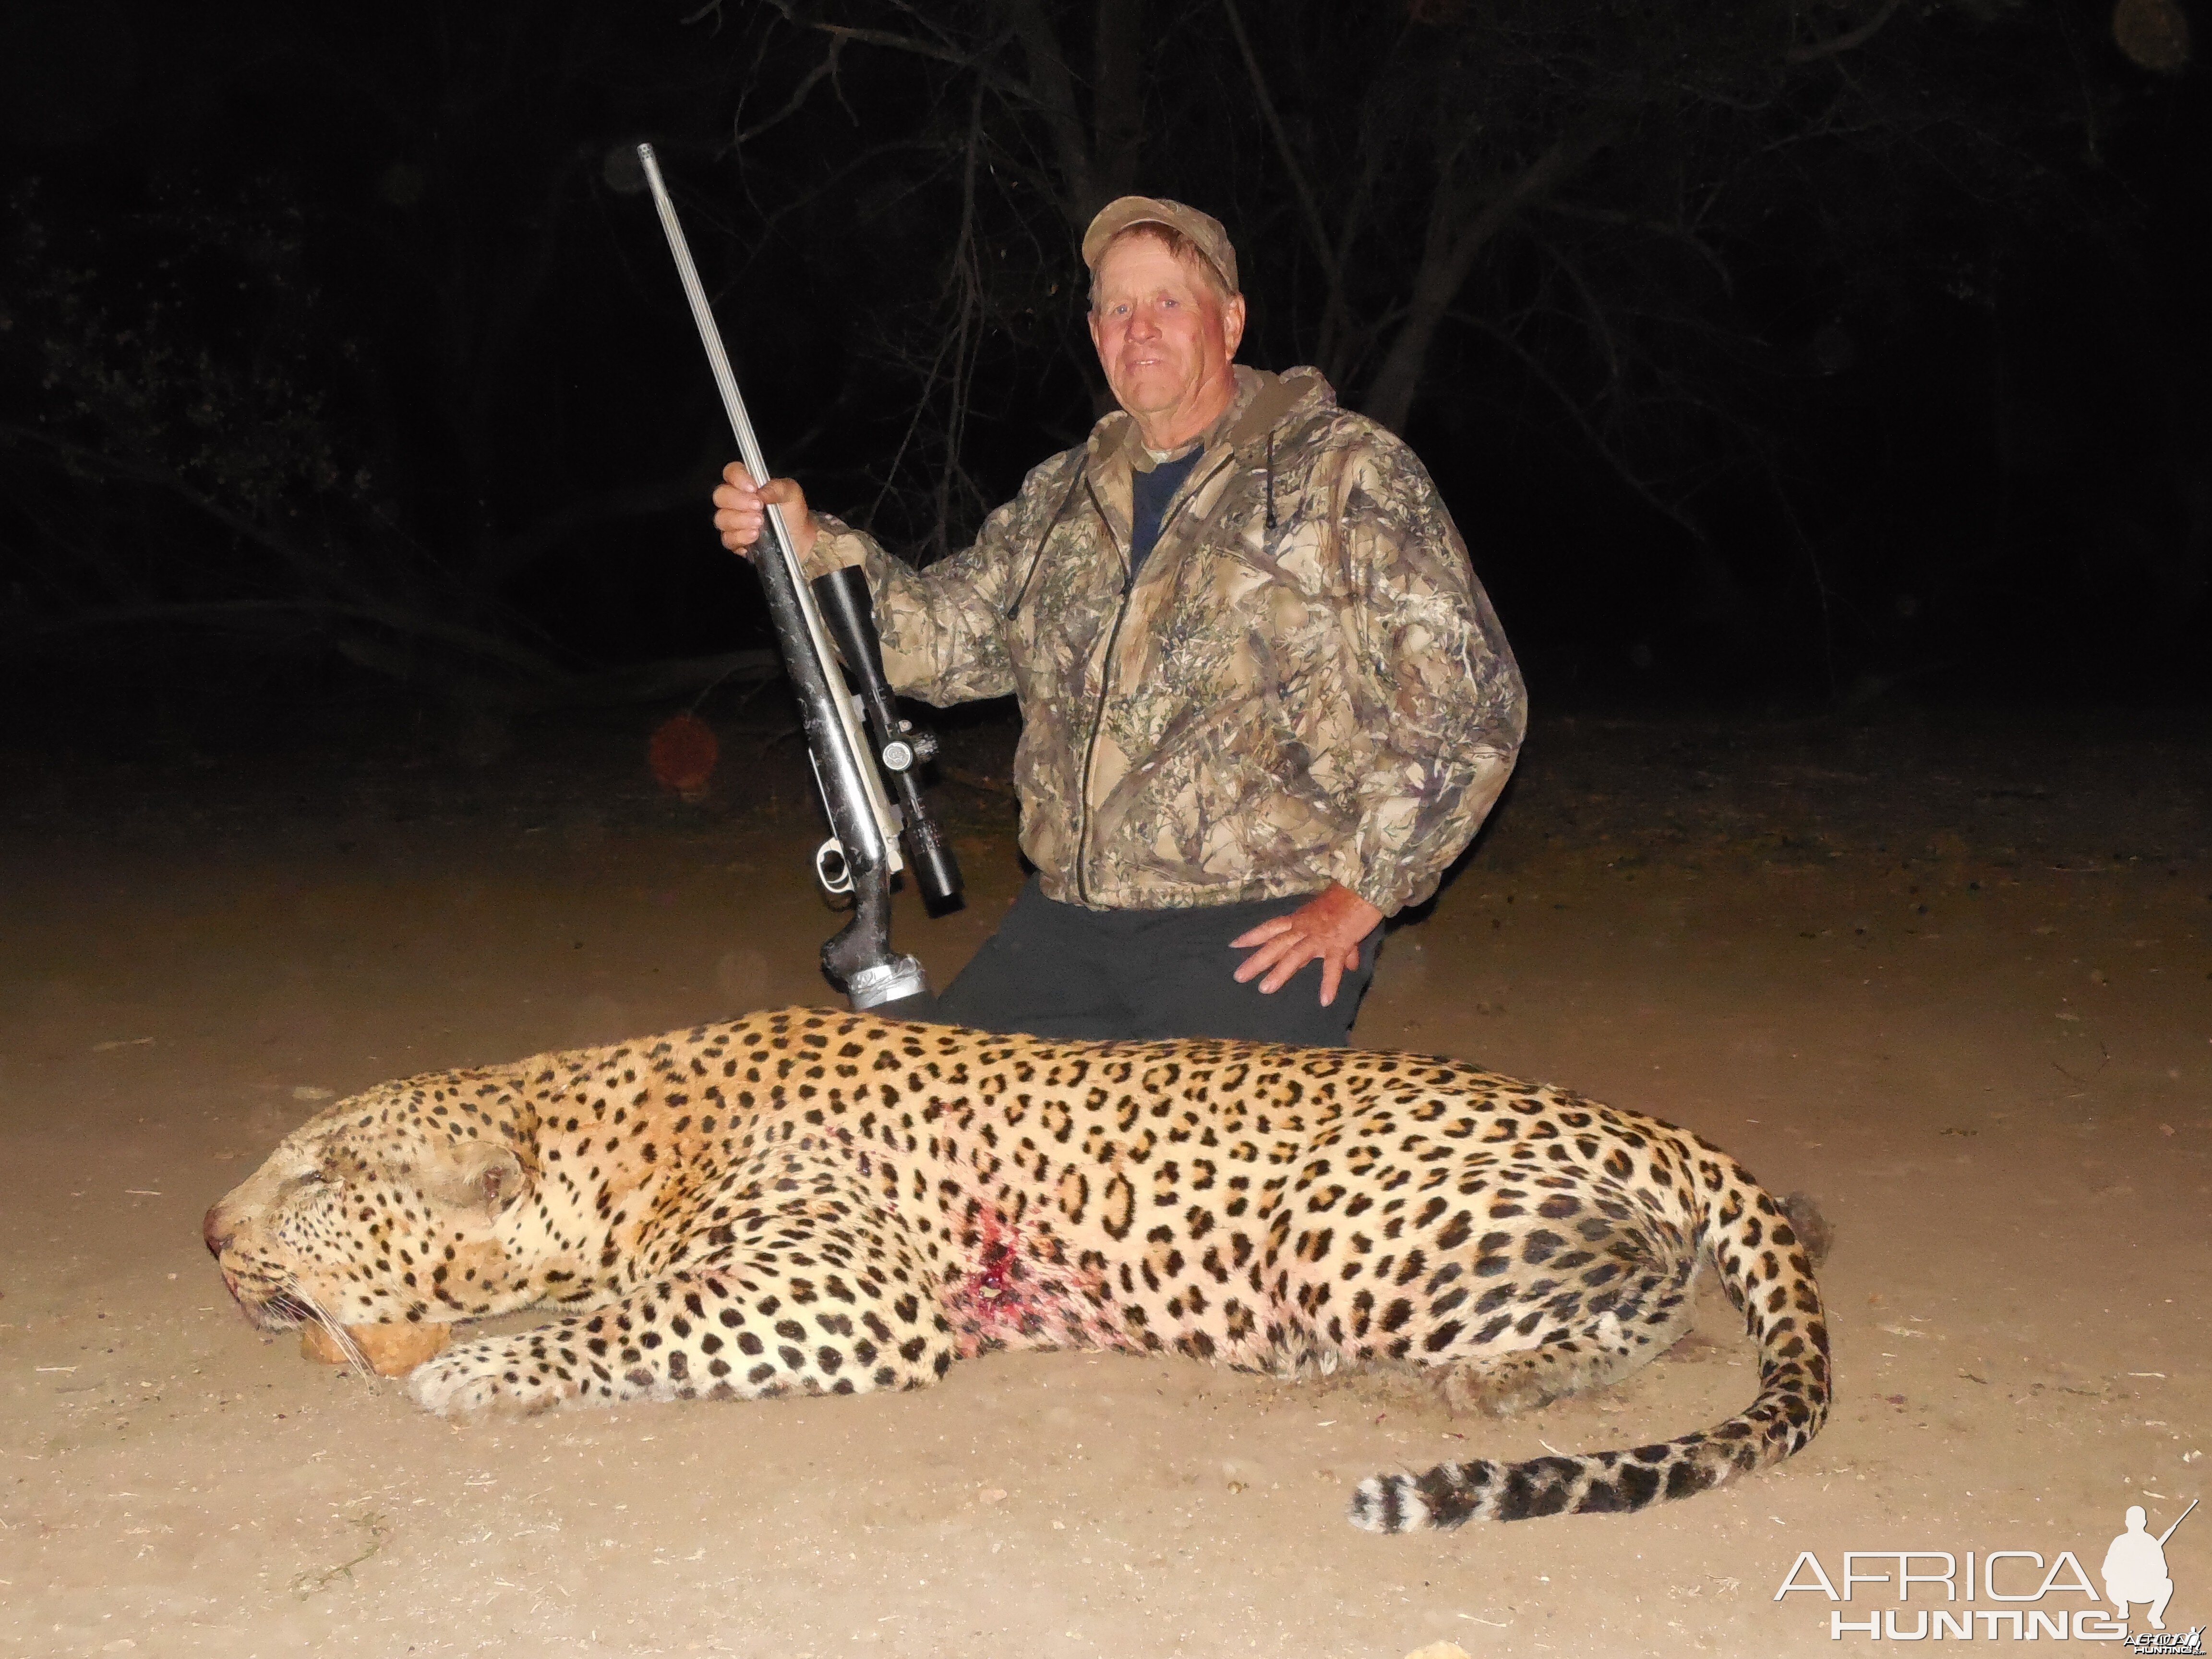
[{"xmin": 714, "ymin": 465, "xmax": 819, "ymax": 565}]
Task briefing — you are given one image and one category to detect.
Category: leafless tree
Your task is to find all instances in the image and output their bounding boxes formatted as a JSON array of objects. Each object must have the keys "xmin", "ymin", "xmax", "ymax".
[{"xmin": 693, "ymin": 0, "xmax": 2122, "ymax": 655}]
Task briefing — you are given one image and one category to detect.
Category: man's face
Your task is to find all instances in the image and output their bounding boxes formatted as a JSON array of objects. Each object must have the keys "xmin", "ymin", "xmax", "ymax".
[{"xmin": 1087, "ymin": 235, "xmax": 1247, "ymax": 444}]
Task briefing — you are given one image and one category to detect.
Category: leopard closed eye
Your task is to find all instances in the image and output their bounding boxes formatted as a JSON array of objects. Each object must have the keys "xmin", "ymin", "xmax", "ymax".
[{"xmin": 204, "ymin": 1009, "xmax": 1830, "ymax": 1530}]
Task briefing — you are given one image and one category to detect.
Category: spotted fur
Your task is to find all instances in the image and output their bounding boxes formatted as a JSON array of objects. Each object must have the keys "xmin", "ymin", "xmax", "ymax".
[{"xmin": 204, "ymin": 1009, "xmax": 1829, "ymax": 1529}]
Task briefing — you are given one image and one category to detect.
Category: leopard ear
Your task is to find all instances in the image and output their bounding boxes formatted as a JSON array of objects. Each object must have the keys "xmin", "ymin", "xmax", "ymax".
[{"xmin": 444, "ymin": 1140, "xmax": 532, "ymax": 1215}]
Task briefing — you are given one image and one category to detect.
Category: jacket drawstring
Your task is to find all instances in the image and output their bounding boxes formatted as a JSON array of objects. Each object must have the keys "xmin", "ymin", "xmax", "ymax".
[{"xmin": 1264, "ymin": 430, "xmax": 1277, "ymax": 532}]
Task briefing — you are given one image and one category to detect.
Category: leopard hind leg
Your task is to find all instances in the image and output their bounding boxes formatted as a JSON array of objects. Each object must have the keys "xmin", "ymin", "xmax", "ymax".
[{"xmin": 1432, "ymin": 1223, "xmax": 1699, "ymax": 1418}]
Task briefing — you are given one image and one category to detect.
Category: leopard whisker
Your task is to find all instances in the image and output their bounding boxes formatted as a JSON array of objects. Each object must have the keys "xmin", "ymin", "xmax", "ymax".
[{"xmin": 296, "ymin": 1288, "xmax": 373, "ymax": 1379}]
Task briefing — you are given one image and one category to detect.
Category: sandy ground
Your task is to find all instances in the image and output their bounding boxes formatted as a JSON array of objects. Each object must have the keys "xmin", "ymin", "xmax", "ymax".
[{"xmin": 2, "ymin": 706, "xmax": 2207, "ymax": 1659}]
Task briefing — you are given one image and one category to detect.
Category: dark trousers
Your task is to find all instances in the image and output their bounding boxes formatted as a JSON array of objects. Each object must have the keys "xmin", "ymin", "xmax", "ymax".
[{"xmin": 917, "ymin": 876, "xmax": 1378, "ymax": 1045}]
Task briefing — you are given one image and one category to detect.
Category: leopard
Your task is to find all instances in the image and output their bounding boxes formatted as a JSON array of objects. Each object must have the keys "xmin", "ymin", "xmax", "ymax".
[{"xmin": 203, "ymin": 1008, "xmax": 1830, "ymax": 1530}]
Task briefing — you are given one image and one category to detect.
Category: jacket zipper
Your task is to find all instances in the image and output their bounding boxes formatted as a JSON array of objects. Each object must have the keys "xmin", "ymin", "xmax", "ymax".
[
  {"xmin": 1070, "ymin": 454, "xmax": 1234, "ymax": 906},
  {"xmin": 1003, "ymin": 462, "xmax": 1091, "ymax": 622}
]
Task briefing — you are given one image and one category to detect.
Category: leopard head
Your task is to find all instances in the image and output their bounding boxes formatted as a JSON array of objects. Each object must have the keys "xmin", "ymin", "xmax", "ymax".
[{"xmin": 204, "ymin": 1083, "xmax": 541, "ymax": 1336}]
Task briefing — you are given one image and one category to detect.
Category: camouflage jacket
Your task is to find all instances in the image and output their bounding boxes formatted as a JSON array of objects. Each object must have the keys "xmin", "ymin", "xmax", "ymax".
[{"xmin": 806, "ymin": 365, "xmax": 1525, "ymax": 915}]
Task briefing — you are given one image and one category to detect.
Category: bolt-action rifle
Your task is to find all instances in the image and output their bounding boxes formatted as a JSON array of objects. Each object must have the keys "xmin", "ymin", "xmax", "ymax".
[{"xmin": 637, "ymin": 144, "xmax": 960, "ymax": 1010}]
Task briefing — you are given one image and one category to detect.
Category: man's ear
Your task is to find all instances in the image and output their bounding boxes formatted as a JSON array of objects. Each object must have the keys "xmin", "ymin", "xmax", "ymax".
[
  {"xmin": 439, "ymin": 1140, "xmax": 532, "ymax": 1215},
  {"xmin": 1221, "ymin": 293, "xmax": 1247, "ymax": 359}
]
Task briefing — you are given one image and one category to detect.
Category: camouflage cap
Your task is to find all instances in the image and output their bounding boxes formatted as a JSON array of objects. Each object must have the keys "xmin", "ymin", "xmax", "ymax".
[{"xmin": 1082, "ymin": 195, "xmax": 1240, "ymax": 297}]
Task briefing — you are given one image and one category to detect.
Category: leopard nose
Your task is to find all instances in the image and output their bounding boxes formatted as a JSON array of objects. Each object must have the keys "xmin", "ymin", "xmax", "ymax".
[{"xmin": 204, "ymin": 1204, "xmax": 233, "ymax": 1256}]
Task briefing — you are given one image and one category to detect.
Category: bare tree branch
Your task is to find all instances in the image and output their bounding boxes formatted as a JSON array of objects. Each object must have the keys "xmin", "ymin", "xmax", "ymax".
[
  {"xmin": 1787, "ymin": 0, "xmax": 1909, "ymax": 64},
  {"xmin": 793, "ymin": 19, "xmax": 975, "ymax": 72},
  {"xmin": 0, "ymin": 422, "xmax": 370, "ymax": 597},
  {"xmin": 992, "ymin": 0, "xmax": 1099, "ymax": 225},
  {"xmin": 1219, "ymin": 0, "xmax": 1337, "ymax": 284},
  {"xmin": 1091, "ymin": 0, "xmax": 1145, "ymax": 203},
  {"xmin": 1365, "ymin": 115, "xmax": 1621, "ymax": 432},
  {"xmin": 1537, "ymin": 200, "xmax": 1735, "ymax": 295},
  {"xmin": 1446, "ymin": 307, "xmax": 1751, "ymax": 621},
  {"xmin": 734, "ymin": 35, "xmax": 847, "ymax": 146}
]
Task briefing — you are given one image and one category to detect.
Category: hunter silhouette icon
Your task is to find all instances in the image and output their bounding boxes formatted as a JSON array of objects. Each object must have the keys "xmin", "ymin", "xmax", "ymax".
[{"xmin": 2105, "ymin": 1499, "xmax": 2195, "ymax": 1630}]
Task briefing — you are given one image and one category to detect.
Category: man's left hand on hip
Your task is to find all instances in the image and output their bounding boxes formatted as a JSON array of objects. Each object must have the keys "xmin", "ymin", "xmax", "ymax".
[{"xmin": 1230, "ymin": 883, "xmax": 1385, "ymax": 1007}]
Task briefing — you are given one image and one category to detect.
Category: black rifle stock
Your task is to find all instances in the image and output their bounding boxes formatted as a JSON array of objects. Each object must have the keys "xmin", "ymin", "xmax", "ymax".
[{"xmin": 637, "ymin": 144, "xmax": 960, "ymax": 1010}]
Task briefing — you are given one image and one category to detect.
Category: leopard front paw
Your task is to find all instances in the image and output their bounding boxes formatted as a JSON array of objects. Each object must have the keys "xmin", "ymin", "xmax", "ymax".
[{"xmin": 405, "ymin": 1339, "xmax": 568, "ymax": 1419}]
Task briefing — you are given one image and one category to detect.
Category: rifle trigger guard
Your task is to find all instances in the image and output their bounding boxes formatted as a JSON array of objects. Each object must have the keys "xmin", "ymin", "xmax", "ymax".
[{"xmin": 814, "ymin": 837, "xmax": 854, "ymax": 896}]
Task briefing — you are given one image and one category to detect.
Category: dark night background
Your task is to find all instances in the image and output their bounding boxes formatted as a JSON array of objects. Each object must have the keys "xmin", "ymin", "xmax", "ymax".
[{"xmin": 1, "ymin": 0, "xmax": 2205, "ymax": 759}]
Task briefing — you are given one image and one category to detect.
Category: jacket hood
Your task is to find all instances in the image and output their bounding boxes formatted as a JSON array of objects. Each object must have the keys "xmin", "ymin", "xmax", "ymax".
[{"xmin": 1093, "ymin": 365, "xmax": 1338, "ymax": 472}]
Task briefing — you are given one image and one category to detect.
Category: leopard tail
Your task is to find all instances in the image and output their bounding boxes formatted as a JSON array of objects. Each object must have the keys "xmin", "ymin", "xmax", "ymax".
[{"xmin": 1347, "ymin": 1177, "xmax": 1830, "ymax": 1530}]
